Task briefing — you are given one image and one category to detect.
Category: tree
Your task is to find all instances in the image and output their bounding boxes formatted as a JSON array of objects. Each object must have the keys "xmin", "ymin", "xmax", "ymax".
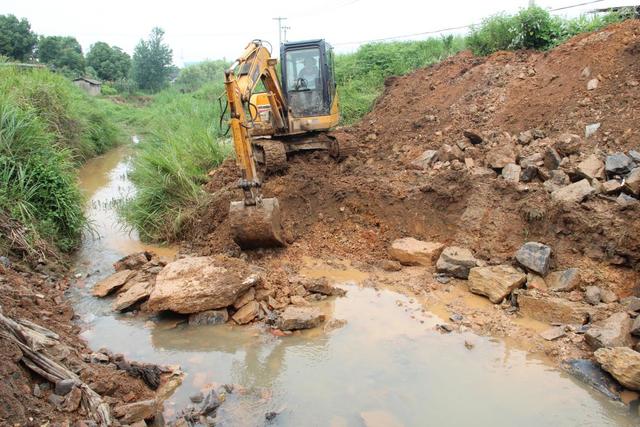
[
  {"xmin": 0, "ymin": 14, "xmax": 37, "ymax": 61},
  {"xmin": 174, "ymin": 59, "xmax": 229, "ymax": 92},
  {"xmin": 37, "ymin": 36, "xmax": 85, "ymax": 76},
  {"xmin": 86, "ymin": 41, "xmax": 131, "ymax": 81},
  {"xmin": 132, "ymin": 27, "xmax": 173, "ymax": 92}
]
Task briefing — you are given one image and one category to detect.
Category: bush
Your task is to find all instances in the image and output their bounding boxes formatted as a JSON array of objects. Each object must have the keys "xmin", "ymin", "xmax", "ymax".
[
  {"xmin": 0, "ymin": 99, "xmax": 85, "ymax": 255},
  {"xmin": 466, "ymin": 7, "xmax": 629, "ymax": 55},
  {"xmin": 174, "ymin": 60, "xmax": 229, "ymax": 93}
]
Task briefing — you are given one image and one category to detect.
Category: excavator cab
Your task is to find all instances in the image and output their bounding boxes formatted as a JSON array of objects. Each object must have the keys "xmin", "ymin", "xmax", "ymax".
[{"xmin": 281, "ymin": 40, "xmax": 337, "ymax": 121}]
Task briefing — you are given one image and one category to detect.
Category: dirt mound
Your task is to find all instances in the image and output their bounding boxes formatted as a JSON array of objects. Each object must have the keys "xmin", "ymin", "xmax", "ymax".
[
  {"xmin": 184, "ymin": 20, "xmax": 639, "ymax": 288},
  {"xmin": 0, "ymin": 261, "xmax": 170, "ymax": 425}
]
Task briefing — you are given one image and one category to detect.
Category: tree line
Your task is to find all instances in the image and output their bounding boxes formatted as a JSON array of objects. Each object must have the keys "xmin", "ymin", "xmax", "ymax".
[{"xmin": 0, "ymin": 14, "xmax": 174, "ymax": 92}]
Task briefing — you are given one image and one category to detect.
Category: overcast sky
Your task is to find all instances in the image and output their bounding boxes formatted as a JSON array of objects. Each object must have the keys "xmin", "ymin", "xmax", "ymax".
[{"xmin": 1, "ymin": 0, "xmax": 635, "ymax": 66}]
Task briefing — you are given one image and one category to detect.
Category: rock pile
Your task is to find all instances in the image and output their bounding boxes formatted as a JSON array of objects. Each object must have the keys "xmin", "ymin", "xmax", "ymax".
[{"xmin": 94, "ymin": 252, "xmax": 342, "ymax": 331}]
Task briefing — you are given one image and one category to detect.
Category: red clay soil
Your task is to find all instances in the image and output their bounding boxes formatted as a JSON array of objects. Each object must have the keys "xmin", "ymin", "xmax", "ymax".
[
  {"xmin": 0, "ymin": 263, "xmax": 156, "ymax": 425},
  {"xmin": 182, "ymin": 20, "xmax": 640, "ymax": 297}
]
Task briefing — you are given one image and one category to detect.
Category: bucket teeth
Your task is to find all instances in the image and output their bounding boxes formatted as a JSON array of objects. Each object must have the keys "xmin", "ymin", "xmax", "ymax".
[{"xmin": 229, "ymin": 198, "xmax": 285, "ymax": 249}]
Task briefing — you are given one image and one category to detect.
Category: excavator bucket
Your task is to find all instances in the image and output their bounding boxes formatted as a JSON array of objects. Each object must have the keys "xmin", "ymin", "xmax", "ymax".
[{"xmin": 229, "ymin": 198, "xmax": 285, "ymax": 249}]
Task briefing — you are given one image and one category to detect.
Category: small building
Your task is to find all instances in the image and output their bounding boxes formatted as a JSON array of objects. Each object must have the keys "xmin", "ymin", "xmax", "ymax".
[{"xmin": 73, "ymin": 77, "xmax": 102, "ymax": 96}]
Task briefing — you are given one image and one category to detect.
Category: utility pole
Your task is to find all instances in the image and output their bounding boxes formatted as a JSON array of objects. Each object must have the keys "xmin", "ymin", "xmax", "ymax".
[
  {"xmin": 283, "ymin": 25, "xmax": 291, "ymax": 43},
  {"xmin": 272, "ymin": 17, "xmax": 288, "ymax": 45}
]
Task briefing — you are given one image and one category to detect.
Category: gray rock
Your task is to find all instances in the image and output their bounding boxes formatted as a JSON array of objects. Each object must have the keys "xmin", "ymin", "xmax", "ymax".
[
  {"xmin": 435, "ymin": 246, "xmax": 478, "ymax": 279},
  {"xmin": 520, "ymin": 153, "xmax": 544, "ymax": 168},
  {"xmin": 621, "ymin": 297, "xmax": 640, "ymax": 312},
  {"xmin": 544, "ymin": 147, "xmax": 562, "ymax": 170},
  {"xmin": 551, "ymin": 179, "xmax": 594, "ymax": 204},
  {"xmin": 518, "ymin": 130, "xmax": 533, "ymax": 145},
  {"xmin": 605, "ymin": 152, "xmax": 633, "ymax": 175},
  {"xmin": 585, "ymin": 312, "xmax": 633, "ymax": 350},
  {"xmin": 520, "ymin": 165, "xmax": 538, "ymax": 182},
  {"xmin": 0, "ymin": 256, "xmax": 11, "ymax": 268},
  {"xmin": 584, "ymin": 286, "xmax": 601, "ymax": 305},
  {"xmin": 90, "ymin": 352, "xmax": 109, "ymax": 364},
  {"xmin": 631, "ymin": 316, "xmax": 640, "ymax": 337},
  {"xmin": 585, "ymin": 123, "xmax": 601, "ymax": 138},
  {"xmin": 277, "ymin": 306, "xmax": 325, "ymax": 331},
  {"xmin": 501, "ymin": 163, "xmax": 521, "ymax": 183},
  {"xmin": 33, "ymin": 384, "xmax": 42, "ymax": 398},
  {"xmin": 190, "ymin": 392, "xmax": 204, "ymax": 403},
  {"xmin": 617, "ymin": 193, "xmax": 638, "ymax": 206},
  {"xmin": 200, "ymin": 390, "xmax": 220, "ymax": 416},
  {"xmin": 629, "ymin": 150, "xmax": 640, "ymax": 164},
  {"xmin": 411, "ymin": 150, "xmax": 439, "ymax": 169},
  {"xmin": 54, "ymin": 379, "xmax": 76, "ymax": 396},
  {"xmin": 549, "ymin": 169, "xmax": 570, "ymax": 185},
  {"xmin": 515, "ymin": 242, "xmax": 552, "ymax": 276},
  {"xmin": 546, "ymin": 268, "xmax": 581, "ymax": 292},
  {"xmin": 188, "ymin": 309, "xmax": 229, "ymax": 326},
  {"xmin": 562, "ymin": 359, "xmax": 621, "ymax": 401}
]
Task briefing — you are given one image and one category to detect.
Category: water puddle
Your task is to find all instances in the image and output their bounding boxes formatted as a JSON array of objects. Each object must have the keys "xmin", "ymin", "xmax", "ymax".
[{"xmin": 69, "ymin": 146, "xmax": 638, "ymax": 426}]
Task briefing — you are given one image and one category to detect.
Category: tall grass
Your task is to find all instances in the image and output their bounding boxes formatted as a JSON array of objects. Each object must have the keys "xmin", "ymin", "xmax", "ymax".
[
  {"xmin": 0, "ymin": 66, "xmax": 120, "ymax": 162},
  {"xmin": 0, "ymin": 66, "xmax": 123, "ymax": 258},
  {"xmin": 121, "ymin": 82, "xmax": 231, "ymax": 242},
  {"xmin": 0, "ymin": 99, "xmax": 84, "ymax": 256}
]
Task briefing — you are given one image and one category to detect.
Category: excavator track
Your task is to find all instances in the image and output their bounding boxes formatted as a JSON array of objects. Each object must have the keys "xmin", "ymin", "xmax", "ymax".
[
  {"xmin": 329, "ymin": 135, "xmax": 359, "ymax": 160},
  {"xmin": 254, "ymin": 140, "xmax": 288, "ymax": 174}
]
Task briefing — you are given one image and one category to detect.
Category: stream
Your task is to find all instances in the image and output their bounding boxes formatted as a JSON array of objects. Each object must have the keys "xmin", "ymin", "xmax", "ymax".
[{"xmin": 68, "ymin": 144, "xmax": 639, "ymax": 426}]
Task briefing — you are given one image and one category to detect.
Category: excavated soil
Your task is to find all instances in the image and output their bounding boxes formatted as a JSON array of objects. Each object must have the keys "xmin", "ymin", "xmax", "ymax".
[
  {"xmin": 183, "ymin": 20, "xmax": 640, "ymax": 297},
  {"xmin": 0, "ymin": 262, "xmax": 164, "ymax": 425}
]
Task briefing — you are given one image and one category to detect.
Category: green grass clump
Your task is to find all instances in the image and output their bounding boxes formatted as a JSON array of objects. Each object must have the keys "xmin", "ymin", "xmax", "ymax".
[
  {"xmin": 0, "ymin": 66, "xmax": 120, "ymax": 162},
  {"xmin": 121, "ymin": 82, "xmax": 230, "ymax": 242},
  {"xmin": 466, "ymin": 6, "xmax": 630, "ymax": 55},
  {"xmin": 0, "ymin": 99, "xmax": 84, "ymax": 256}
]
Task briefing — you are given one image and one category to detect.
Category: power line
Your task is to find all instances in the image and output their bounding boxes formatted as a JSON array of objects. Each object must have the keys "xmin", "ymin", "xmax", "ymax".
[{"xmin": 333, "ymin": 0, "xmax": 607, "ymax": 47}]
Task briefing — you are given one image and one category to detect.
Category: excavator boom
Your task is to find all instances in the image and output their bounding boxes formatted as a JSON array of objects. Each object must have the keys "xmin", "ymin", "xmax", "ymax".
[{"xmin": 224, "ymin": 41, "xmax": 286, "ymax": 249}]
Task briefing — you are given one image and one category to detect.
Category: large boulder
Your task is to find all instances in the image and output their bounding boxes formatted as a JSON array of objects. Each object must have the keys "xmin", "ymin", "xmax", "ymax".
[
  {"xmin": 92, "ymin": 270, "xmax": 134, "ymax": 297},
  {"xmin": 546, "ymin": 268, "xmax": 581, "ymax": 292},
  {"xmin": 595, "ymin": 347, "xmax": 640, "ymax": 391},
  {"xmin": 147, "ymin": 256, "xmax": 257, "ymax": 314},
  {"xmin": 585, "ymin": 312, "xmax": 634, "ymax": 350},
  {"xmin": 517, "ymin": 293, "xmax": 591, "ymax": 324},
  {"xmin": 389, "ymin": 238, "xmax": 444, "ymax": 266},
  {"xmin": 468, "ymin": 265, "xmax": 526, "ymax": 303},
  {"xmin": 277, "ymin": 306, "xmax": 325, "ymax": 331},
  {"xmin": 562, "ymin": 359, "xmax": 621, "ymax": 401},
  {"xmin": 551, "ymin": 179, "xmax": 594, "ymax": 204},
  {"xmin": 515, "ymin": 242, "xmax": 551, "ymax": 276},
  {"xmin": 435, "ymin": 247, "xmax": 477, "ymax": 279}
]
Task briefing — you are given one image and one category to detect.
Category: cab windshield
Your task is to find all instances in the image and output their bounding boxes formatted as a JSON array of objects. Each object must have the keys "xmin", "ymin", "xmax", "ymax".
[{"xmin": 284, "ymin": 47, "xmax": 323, "ymax": 116}]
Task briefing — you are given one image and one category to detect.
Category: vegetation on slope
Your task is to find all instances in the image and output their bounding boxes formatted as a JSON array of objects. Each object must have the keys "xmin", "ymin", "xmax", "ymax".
[{"xmin": 0, "ymin": 66, "xmax": 121, "ymax": 258}]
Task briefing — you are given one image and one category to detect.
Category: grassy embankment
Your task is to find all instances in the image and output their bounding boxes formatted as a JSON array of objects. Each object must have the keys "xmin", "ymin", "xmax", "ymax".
[
  {"xmin": 0, "ymin": 64, "xmax": 121, "ymax": 259},
  {"xmin": 122, "ymin": 7, "xmax": 632, "ymax": 243}
]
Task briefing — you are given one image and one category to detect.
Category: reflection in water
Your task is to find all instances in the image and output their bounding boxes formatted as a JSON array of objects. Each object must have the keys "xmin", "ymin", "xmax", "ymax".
[{"xmin": 70, "ymin": 147, "xmax": 639, "ymax": 426}]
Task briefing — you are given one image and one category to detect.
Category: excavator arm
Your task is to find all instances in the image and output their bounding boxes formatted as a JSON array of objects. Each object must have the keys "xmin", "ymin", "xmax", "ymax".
[{"xmin": 224, "ymin": 40, "xmax": 286, "ymax": 248}]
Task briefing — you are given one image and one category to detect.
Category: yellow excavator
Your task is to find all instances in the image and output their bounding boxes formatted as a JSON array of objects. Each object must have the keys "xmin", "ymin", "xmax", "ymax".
[{"xmin": 223, "ymin": 39, "xmax": 354, "ymax": 249}]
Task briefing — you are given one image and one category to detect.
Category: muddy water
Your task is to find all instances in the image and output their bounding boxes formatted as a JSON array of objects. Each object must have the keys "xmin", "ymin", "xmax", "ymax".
[{"xmin": 70, "ymin": 146, "xmax": 638, "ymax": 426}]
